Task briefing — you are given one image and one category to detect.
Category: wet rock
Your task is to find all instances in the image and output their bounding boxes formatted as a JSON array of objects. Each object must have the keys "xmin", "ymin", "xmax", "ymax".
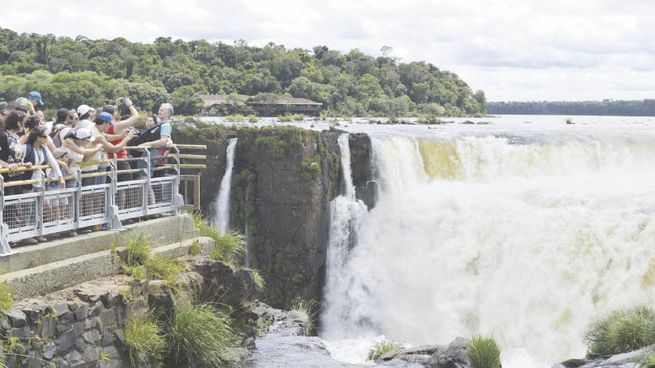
[{"xmin": 428, "ymin": 337, "xmax": 471, "ymax": 368}]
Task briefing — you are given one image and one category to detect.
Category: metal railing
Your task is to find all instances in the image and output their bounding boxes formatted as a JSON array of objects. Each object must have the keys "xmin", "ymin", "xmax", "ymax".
[{"xmin": 0, "ymin": 144, "xmax": 206, "ymax": 255}]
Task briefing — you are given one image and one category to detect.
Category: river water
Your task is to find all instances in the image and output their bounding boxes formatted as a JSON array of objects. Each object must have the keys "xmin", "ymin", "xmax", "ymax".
[{"xmin": 205, "ymin": 115, "xmax": 655, "ymax": 367}]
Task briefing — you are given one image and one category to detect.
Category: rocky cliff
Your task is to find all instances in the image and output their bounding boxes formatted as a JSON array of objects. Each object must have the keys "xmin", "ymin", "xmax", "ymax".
[{"xmin": 174, "ymin": 123, "xmax": 370, "ymax": 309}]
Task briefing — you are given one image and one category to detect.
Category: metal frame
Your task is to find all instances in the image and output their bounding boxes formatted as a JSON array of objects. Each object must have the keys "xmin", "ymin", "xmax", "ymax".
[{"xmin": 0, "ymin": 147, "xmax": 187, "ymax": 256}]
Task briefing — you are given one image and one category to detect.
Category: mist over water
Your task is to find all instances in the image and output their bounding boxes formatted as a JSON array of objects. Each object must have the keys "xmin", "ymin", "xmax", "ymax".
[{"xmin": 322, "ymin": 125, "xmax": 655, "ymax": 366}]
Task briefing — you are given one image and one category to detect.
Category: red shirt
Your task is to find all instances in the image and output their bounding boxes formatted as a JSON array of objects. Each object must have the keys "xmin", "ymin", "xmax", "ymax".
[{"xmin": 107, "ymin": 125, "xmax": 127, "ymax": 159}]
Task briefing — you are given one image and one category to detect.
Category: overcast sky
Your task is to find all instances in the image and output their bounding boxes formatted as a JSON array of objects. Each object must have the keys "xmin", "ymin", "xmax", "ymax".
[{"xmin": 3, "ymin": 0, "xmax": 654, "ymax": 101}]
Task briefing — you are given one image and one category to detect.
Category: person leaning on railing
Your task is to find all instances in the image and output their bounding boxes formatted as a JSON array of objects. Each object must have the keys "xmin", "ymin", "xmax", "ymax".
[
  {"xmin": 101, "ymin": 99, "xmax": 139, "ymax": 182},
  {"xmin": 61, "ymin": 128, "xmax": 103, "ymax": 181},
  {"xmin": 135, "ymin": 103, "xmax": 174, "ymax": 178},
  {"xmin": 0, "ymin": 110, "xmax": 29, "ymax": 193}
]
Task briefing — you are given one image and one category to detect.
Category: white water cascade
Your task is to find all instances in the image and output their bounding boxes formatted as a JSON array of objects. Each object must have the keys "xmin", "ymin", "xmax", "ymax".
[
  {"xmin": 323, "ymin": 135, "xmax": 369, "ymax": 345},
  {"xmin": 212, "ymin": 138, "xmax": 238, "ymax": 234},
  {"xmin": 322, "ymin": 134, "xmax": 655, "ymax": 367}
]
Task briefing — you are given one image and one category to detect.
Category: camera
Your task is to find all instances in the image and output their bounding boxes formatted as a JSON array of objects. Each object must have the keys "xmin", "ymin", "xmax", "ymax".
[{"xmin": 118, "ymin": 97, "xmax": 130, "ymax": 118}]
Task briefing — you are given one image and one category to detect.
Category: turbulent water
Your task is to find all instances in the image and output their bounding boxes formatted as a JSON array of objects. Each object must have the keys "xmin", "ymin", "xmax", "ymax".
[
  {"xmin": 321, "ymin": 115, "xmax": 655, "ymax": 367},
  {"xmin": 212, "ymin": 137, "xmax": 238, "ymax": 234}
]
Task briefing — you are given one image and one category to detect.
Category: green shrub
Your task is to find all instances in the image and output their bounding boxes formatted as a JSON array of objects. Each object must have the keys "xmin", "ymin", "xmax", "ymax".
[
  {"xmin": 291, "ymin": 297, "xmax": 318, "ymax": 336},
  {"xmin": 124, "ymin": 313, "xmax": 165, "ymax": 366},
  {"xmin": 642, "ymin": 354, "xmax": 655, "ymax": 368},
  {"xmin": 0, "ymin": 283, "xmax": 13, "ymax": 314},
  {"xmin": 250, "ymin": 269, "xmax": 265, "ymax": 292},
  {"xmin": 124, "ymin": 233, "xmax": 151, "ymax": 267},
  {"xmin": 189, "ymin": 239, "xmax": 202, "ymax": 256},
  {"xmin": 585, "ymin": 305, "xmax": 655, "ymax": 356},
  {"xmin": 247, "ymin": 114, "xmax": 258, "ymax": 123},
  {"xmin": 209, "ymin": 231, "xmax": 245, "ymax": 266},
  {"xmin": 367, "ymin": 339, "xmax": 403, "ymax": 361},
  {"xmin": 146, "ymin": 257, "xmax": 184, "ymax": 286},
  {"xmin": 167, "ymin": 303, "xmax": 234, "ymax": 367},
  {"xmin": 224, "ymin": 114, "xmax": 245, "ymax": 122},
  {"xmin": 467, "ymin": 336, "xmax": 501, "ymax": 368}
]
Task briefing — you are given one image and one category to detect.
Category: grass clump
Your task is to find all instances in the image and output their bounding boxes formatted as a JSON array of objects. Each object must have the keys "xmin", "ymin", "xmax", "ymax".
[
  {"xmin": 585, "ymin": 305, "xmax": 655, "ymax": 356},
  {"xmin": 250, "ymin": 269, "xmax": 265, "ymax": 292},
  {"xmin": 467, "ymin": 336, "xmax": 501, "ymax": 368},
  {"xmin": 124, "ymin": 313, "xmax": 165, "ymax": 366},
  {"xmin": 124, "ymin": 233, "xmax": 151, "ymax": 267},
  {"xmin": 291, "ymin": 297, "xmax": 318, "ymax": 336},
  {"xmin": 192, "ymin": 212, "xmax": 245, "ymax": 266},
  {"xmin": 167, "ymin": 303, "xmax": 234, "ymax": 367},
  {"xmin": 210, "ymin": 231, "xmax": 245, "ymax": 265},
  {"xmin": 642, "ymin": 354, "xmax": 655, "ymax": 368},
  {"xmin": 145, "ymin": 257, "xmax": 184, "ymax": 286},
  {"xmin": 367, "ymin": 339, "xmax": 403, "ymax": 361},
  {"xmin": 0, "ymin": 282, "xmax": 13, "ymax": 314},
  {"xmin": 189, "ymin": 239, "xmax": 202, "ymax": 256}
]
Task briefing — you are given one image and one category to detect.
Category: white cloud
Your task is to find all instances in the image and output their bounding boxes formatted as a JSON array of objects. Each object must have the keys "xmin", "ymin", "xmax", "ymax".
[{"xmin": 3, "ymin": 0, "xmax": 654, "ymax": 101}]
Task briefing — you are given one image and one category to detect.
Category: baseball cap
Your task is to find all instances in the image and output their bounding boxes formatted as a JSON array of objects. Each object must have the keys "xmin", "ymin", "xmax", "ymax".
[
  {"xmin": 102, "ymin": 105, "xmax": 116, "ymax": 114},
  {"xmin": 27, "ymin": 91, "xmax": 43, "ymax": 103},
  {"xmin": 95, "ymin": 112, "xmax": 113, "ymax": 123},
  {"xmin": 77, "ymin": 104, "xmax": 94, "ymax": 116},
  {"xmin": 73, "ymin": 128, "xmax": 95, "ymax": 141}
]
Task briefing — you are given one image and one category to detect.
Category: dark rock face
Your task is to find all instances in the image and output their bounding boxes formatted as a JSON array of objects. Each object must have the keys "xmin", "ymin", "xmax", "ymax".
[
  {"xmin": 348, "ymin": 133, "xmax": 376, "ymax": 209},
  {"xmin": 174, "ymin": 124, "xmax": 375, "ymax": 309}
]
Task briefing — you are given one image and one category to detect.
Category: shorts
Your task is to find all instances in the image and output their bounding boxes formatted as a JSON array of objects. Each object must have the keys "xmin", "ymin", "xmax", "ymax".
[{"xmin": 116, "ymin": 160, "xmax": 132, "ymax": 182}]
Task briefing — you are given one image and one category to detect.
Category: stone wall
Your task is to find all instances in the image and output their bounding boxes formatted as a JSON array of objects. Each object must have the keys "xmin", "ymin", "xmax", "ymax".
[{"xmin": 1, "ymin": 257, "xmax": 258, "ymax": 368}]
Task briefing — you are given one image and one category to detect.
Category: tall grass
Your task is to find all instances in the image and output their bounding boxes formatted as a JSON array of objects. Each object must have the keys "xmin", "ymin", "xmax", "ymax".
[
  {"xmin": 0, "ymin": 283, "xmax": 13, "ymax": 315},
  {"xmin": 192, "ymin": 212, "xmax": 244, "ymax": 266},
  {"xmin": 291, "ymin": 297, "xmax": 318, "ymax": 336},
  {"xmin": 585, "ymin": 305, "xmax": 655, "ymax": 356},
  {"xmin": 124, "ymin": 232, "xmax": 151, "ymax": 267},
  {"xmin": 467, "ymin": 336, "xmax": 501, "ymax": 368},
  {"xmin": 124, "ymin": 313, "xmax": 165, "ymax": 366},
  {"xmin": 167, "ymin": 303, "xmax": 234, "ymax": 367},
  {"xmin": 146, "ymin": 257, "xmax": 184, "ymax": 286},
  {"xmin": 367, "ymin": 339, "xmax": 403, "ymax": 361},
  {"xmin": 210, "ymin": 231, "xmax": 245, "ymax": 265},
  {"xmin": 250, "ymin": 269, "xmax": 265, "ymax": 292}
]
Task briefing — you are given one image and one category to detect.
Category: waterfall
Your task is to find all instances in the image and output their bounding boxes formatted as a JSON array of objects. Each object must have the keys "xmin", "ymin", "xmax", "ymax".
[
  {"xmin": 212, "ymin": 138, "xmax": 238, "ymax": 234},
  {"xmin": 321, "ymin": 135, "xmax": 655, "ymax": 365},
  {"xmin": 322, "ymin": 134, "xmax": 369, "ymax": 338}
]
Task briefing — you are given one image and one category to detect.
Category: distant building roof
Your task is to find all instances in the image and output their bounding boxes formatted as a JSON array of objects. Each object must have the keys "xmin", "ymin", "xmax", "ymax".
[
  {"xmin": 248, "ymin": 97, "xmax": 322, "ymax": 106},
  {"xmin": 199, "ymin": 94, "xmax": 248, "ymax": 108}
]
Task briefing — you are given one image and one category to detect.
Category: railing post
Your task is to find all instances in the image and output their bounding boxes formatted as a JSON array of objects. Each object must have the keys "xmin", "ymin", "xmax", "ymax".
[
  {"xmin": 107, "ymin": 160, "xmax": 122, "ymax": 230},
  {"xmin": 172, "ymin": 146, "xmax": 184, "ymax": 213},
  {"xmin": 74, "ymin": 167, "xmax": 82, "ymax": 228},
  {"xmin": 144, "ymin": 150, "xmax": 152, "ymax": 216},
  {"xmin": 36, "ymin": 169, "xmax": 45, "ymax": 238},
  {"xmin": 0, "ymin": 175, "xmax": 11, "ymax": 255}
]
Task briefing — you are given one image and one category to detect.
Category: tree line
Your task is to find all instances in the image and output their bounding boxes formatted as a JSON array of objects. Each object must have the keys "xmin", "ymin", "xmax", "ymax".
[
  {"xmin": 0, "ymin": 28, "xmax": 486, "ymax": 117},
  {"xmin": 488, "ymin": 100, "xmax": 655, "ymax": 116}
]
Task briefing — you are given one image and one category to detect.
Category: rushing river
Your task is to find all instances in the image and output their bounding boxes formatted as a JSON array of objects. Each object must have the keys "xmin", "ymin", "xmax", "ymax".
[{"xmin": 210, "ymin": 115, "xmax": 655, "ymax": 367}]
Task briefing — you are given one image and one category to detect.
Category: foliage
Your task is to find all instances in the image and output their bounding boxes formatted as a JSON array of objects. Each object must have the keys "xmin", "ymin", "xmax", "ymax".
[
  {"xmin": 488, "ymin": 100, "xmax": 655, "ymax": 116},
  {"xmin": 192, "ymin": 212, "xmax": 244, "ymax": 266},
  {"xmin": 209, "ymin": 231, "xmax": 245, "ymax": 266},
  {"xmin": 145, "ymin": 257, "xmax": 184, "ymax": 286},
  {"xmin": 0, "ymin": 27, "xmax": 485, "ymax": 117},
  {"xmin": 367, "ymin": 339, "xmax": 403, "ymax": 361},
  {"xmin": 124, "ymin": 313, "xmax": 165, "ymax": 366},
  {"xmin": 278, "ymin": 114, "xmax": 304, "ymax": 122},
  {"xmin": 124, "ymin": 233, "xmax": 151, "ymax": 267},
  {"xmin": 0, "ymin": 283, "xmax": 13, "ymax": 315},
  {"xmin": 250, "ymin": 269, "xmax": 265, "ymax": 291},
  {"xmin": 467, "ymin": 336, "xmax": 502, "ymax": 368},
  {"xmin": 166, "ymin": 303, "xmax": 234, "ymax": 367},
  {"xmin": 189, "ymin": 239, "xmax": 202, "ymax": 256},
  {"xmin": 642, "ymin": 354, "xmax": 655, "ymax": 368},
  {"xmin": 585, "ymin": 305, "xmax": 655, "ymax": 357},
  {"xmin": 291, "ymin": 297, "xmax": 318, "ymax": 336}
]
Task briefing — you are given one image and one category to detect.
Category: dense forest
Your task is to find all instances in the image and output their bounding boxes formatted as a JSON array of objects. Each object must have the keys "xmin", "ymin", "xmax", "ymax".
[
  {"xmin": 0, "ymin": 27, "xmax": 486, "ymax": 117},
  {"xmin": 488, "ymin": 100, "xmax": 655, "ymax": 116}
]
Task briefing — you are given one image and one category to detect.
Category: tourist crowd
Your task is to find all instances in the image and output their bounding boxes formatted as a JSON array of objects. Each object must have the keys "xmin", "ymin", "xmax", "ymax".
[{"xmin": 0, "ymin": 92, "xmax": 175, "ymax": 244}]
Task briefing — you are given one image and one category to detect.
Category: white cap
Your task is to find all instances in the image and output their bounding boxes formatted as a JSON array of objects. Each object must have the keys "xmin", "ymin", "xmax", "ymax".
[
  {"xmin": 76, "ymin": 104, "xmax": 94, "ymax": 116},
  {"xmin": 73, "ymin": 128, "xmax": 95, "ymax": 142}
]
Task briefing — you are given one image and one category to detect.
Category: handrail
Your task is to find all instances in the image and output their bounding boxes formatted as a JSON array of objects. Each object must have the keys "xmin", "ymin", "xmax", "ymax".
[{"xmin": 0, "ymin": 141, "xmax": 207, "ymax": 255}]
